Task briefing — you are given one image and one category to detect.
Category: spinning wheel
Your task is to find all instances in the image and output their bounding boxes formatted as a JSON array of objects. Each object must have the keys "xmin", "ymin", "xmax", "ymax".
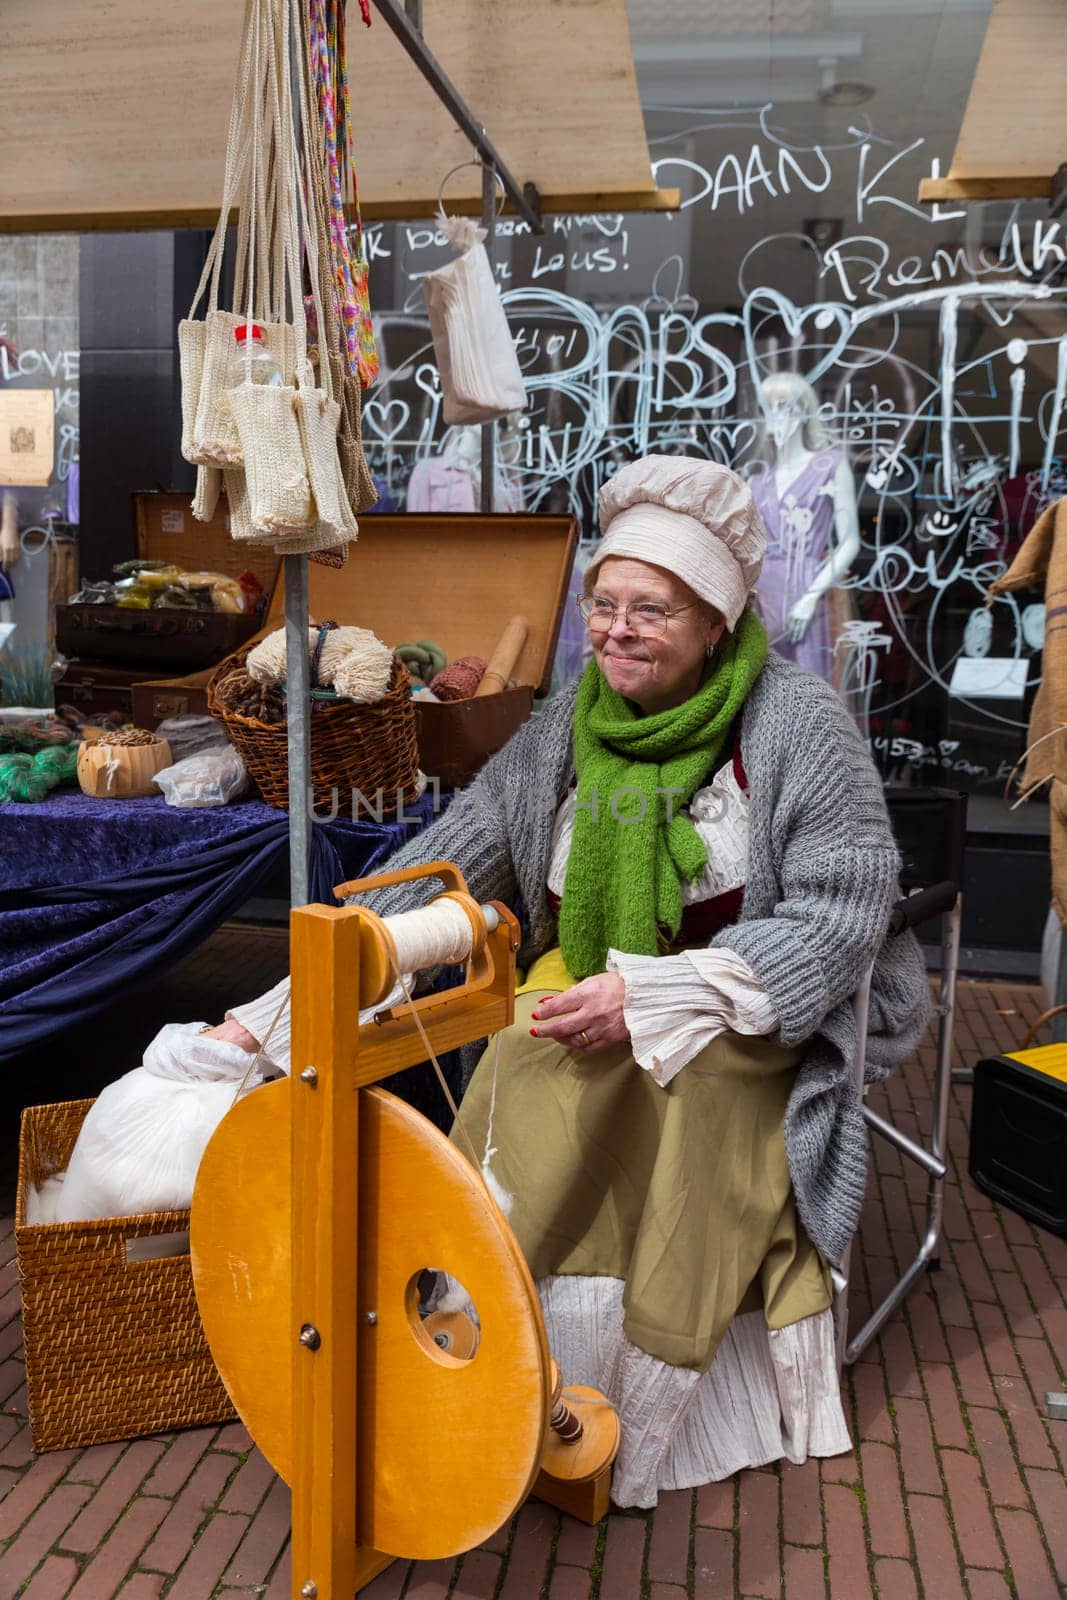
[{"xmin": 189, "ymin": 863, "xmax": 619, "ymax": 1598}]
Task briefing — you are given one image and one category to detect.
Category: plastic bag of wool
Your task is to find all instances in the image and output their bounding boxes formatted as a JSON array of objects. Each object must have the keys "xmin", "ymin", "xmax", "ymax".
[
  {"xmin": 154, "ymin": 746, "xmax": 249, "ymax": 808},
  {"xmin": 46, "ymin": 1025, "xmax": 268, "ymax": 1224}
]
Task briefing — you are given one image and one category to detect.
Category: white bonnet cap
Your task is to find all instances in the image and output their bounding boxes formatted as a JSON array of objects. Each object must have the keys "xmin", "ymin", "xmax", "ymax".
[{"xmin": 593, "ymin": 456, "xmax": 766, "ymax": 630}]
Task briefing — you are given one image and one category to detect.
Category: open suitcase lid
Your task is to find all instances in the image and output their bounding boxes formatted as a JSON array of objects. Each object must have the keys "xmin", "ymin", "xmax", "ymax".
[
  {"xmin": 133, "ymin": 490, "xmax": 280, "ymax": 596},
  {"xmin": 262, "ymin": 513, "xmax": 579, "ymax": 698}
]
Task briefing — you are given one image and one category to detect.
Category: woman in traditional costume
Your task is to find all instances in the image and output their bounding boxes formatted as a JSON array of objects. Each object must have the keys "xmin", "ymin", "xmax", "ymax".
[{"xmin": 218, "ymin": 455, "xmax": 928, "ymax": 1507}]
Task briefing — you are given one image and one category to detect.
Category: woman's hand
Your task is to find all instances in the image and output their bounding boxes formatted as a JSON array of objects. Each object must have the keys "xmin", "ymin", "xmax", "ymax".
[
  {"xmin": 530, "ymin": 974, "xmax": 629, "ymax": 1053},
  {"xmin": 201, "ymin": 1017, "xmax": 259, "ymax": 1052}
]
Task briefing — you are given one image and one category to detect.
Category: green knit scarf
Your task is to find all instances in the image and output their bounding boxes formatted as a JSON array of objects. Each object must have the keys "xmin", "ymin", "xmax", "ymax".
[{"xmin": 558, "ymin": 608, "xmax": 768, "ymax": 978}]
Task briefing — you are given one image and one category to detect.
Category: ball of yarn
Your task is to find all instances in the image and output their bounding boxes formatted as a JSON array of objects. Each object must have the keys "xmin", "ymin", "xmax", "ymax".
[
  {"xmin": 429, "ymin": 655, "xmax": 488, "ymax": 702},
  {"xmin": 395, "ymin": 641, "xmax": 447, "ymax": 684}
]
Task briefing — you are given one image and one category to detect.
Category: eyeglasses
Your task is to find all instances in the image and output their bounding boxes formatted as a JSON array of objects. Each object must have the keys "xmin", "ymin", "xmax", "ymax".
[{"xmin": 576, "ymin": 595, "xmax": 695, "ymax": 636}]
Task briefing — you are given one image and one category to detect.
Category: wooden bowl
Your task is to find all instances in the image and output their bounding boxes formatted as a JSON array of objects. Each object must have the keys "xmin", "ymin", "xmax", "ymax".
[{"xmin": 76, "ymin": 737, "xmax": 172, "ymax": 799}]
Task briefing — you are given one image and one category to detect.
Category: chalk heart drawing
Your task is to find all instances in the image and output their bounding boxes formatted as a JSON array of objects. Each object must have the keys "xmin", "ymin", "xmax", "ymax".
[
  {"xmin": 363, "ymin": 399, "xmax": 410, "ymax": 444},
  {"xmin": 742, "ymin": 289, "xmax": 852, "ymax": 391},
  {"xmin": 714, "ymin": 420, "xmax": 759, "ymax": 458}
]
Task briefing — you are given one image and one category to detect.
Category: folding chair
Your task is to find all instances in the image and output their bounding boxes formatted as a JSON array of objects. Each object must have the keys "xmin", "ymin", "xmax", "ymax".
[{"xmin": 835, "ymin": 788, "xmax": 968, "ymax": 1367}]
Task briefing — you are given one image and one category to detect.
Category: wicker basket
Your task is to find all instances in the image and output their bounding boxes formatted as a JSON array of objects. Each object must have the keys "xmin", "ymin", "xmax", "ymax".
[
  {"xmin": 207, "ymin": 646, "xmax": 421, "ymax": 817},
  {"xmin": 16, "ymin": 1100, "xmax": 236, "ymax": 1453}
]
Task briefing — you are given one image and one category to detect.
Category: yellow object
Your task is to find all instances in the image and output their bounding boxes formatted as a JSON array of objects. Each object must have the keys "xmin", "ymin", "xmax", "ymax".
[
  {"xmin": 136, "ymin": 565, "xmax": 185, "ymax": 590},
  {"xmin": 177, "ymin": 571, "xmax": 246, "ymax": 613},
  {"xmin": 114, "ymin": 584, "xmax": 153, "ymax": 609},
  {"xmin": 76, "ymin": 737, "xmax": 171, "ymax": 799},
  {"xmin": 190, "ymin": 862, "xmax": 615, "ymax": 1598},
  {"xmin": 516, "ymin": 945, "xmax": 573, "ymax": 997},
  {"xmin": 1007, "ymin": 1043, "xmax": 1067, "ymax": 1083}
]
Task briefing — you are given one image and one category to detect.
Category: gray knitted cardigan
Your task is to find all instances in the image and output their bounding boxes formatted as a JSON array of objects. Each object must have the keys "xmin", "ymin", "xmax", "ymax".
[{"xmin": 360, "ymin": 651, "xmax": 931, "ymax": 1267}]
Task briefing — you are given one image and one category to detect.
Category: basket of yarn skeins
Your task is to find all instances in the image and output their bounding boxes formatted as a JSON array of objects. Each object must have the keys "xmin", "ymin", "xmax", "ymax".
[{"xmin": 206, "ymin": 621, "xmax": 421, "ymax": 815}]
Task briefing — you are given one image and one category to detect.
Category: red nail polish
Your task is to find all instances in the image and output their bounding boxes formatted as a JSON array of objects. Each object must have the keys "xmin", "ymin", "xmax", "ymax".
[{"xmin": 530, "ymin": 1028, "xmax": 539, "ymax": 1037}]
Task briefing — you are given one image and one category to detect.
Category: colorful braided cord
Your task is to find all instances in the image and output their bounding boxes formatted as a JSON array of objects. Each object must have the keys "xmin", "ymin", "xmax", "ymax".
[{"xmin": 309, "ymin": 0, "xmax": 378, "ymax": 385}]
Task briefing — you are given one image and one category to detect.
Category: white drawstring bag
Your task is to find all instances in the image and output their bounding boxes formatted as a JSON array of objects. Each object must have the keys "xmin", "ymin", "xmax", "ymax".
[
  {"xmin": 52, "ymin": 1025, "xmax": 259, "ymax": 1223},
  {"xmin": 422, "ymin": 212, "xmax": 526, "ymax": 426}
]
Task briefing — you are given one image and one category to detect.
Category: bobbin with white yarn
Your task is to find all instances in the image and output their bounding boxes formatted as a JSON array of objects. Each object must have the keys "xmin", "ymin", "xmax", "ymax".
[{"xmin": 380, "ymin": 897, "xmax": 478, "ymax": 977}]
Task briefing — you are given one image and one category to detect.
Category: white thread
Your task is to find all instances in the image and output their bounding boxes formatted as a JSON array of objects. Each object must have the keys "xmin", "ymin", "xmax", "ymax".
[
  {"xmin": 385, "ymin": 899, "xmax": 476, "ymax": 973},
  {"xmin": 104, "ymin": 757, "xmax": 120, "ymax": 792},
  {"xmin": 480, "ymin": 1033, "xmax": 514, "ymax": 1217}
]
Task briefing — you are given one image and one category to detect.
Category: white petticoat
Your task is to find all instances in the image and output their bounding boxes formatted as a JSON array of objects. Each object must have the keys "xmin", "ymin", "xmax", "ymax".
[{"xmin": 539, "ymin": 1274, "xmax": 852, "ymax": 1509}]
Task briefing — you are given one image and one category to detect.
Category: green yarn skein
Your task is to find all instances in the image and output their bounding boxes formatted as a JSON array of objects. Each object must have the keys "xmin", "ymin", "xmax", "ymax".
[
  {"xmin": 394, "ymin": 641, "xmax": 447, "ymax": 683},
  {"xmin": 0, "ymin": 744, "xmax": 80, "ymax": 803},
  {"xmin": 34, "ymin": 744, "xmax": 79, "ymax": 784}
]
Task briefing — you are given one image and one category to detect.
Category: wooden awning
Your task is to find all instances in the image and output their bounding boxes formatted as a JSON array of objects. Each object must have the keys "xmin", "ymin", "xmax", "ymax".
[
  {"xmin": 0, "ymin": 0, "xmax": 675, "ymax": 232},
  {"xmin": 919, "ymin": 0, "xmax": 1067, "ymax": 205}
]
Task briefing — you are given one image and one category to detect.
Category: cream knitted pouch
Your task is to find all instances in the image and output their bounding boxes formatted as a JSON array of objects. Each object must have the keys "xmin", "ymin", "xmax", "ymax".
[
  {"xmin": 294, "ymin": 390, "xmax": 358, "ymax": 542},
  {"xmin": 192, "ymin": 464, "xmax": 223, "ymax": 524},
  {"xmin": 228, "ymin": 380, "xmax": 315, "ymax": 538}
]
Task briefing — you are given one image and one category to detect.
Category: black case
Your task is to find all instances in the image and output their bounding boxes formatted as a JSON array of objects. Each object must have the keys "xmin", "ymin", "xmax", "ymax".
[{"xmin": 969, "ymin": 1050, "xmax": 1067, "ymax": 1237}]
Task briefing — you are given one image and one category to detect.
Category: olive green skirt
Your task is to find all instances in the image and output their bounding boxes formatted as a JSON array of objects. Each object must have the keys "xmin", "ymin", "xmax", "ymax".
[{"xmin": 454, "ymin": 986, "xmax": 832, "ymax": 1374}]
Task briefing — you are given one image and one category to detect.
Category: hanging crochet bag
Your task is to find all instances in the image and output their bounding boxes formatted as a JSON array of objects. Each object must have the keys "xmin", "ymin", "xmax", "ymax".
[
  {"xmin": 288, "ymin": 36, "xmax": 359, "ymax": 547},
  {"xmin": 179, "ymin": 0, "xmax": 287, "ymax": 473},
  {"xmin": 422, "ymin": 211, "xmax": 526, "ymax": 426},
  {"xmin": 221, "ymin": 0, "xmax": 318, "ymax": 542},
  {"xmin": 179, "ymin": 0, "xmax": 299, "ymax": 480}
]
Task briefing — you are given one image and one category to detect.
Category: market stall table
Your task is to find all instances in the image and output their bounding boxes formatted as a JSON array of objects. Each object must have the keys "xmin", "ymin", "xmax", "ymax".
[{"xmin": 0, "ymin": 787, "xmax": 440, "ymax": 1060}]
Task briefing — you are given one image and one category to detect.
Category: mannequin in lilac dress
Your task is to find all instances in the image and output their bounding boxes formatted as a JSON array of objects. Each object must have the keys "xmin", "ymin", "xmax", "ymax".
[{"xmin": 749, "ymin": 374, "xmax": 860, "ymax": 682}]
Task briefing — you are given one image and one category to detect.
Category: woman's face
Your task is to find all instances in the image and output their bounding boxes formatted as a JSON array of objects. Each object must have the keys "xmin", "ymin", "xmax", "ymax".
[{"xmin": 586, "ymin": 557, "xmax": 725, "ymax": 715}]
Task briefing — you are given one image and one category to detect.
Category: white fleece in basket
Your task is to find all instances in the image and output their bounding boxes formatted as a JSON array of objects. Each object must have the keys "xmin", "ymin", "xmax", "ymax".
[{"xmin": 53, "ymin": 1024, "xmax": 258, "ymax": 1224}]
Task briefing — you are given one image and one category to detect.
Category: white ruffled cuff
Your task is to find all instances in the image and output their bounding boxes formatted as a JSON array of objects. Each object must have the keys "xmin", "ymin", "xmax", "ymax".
[
  {"xmin": 606, "ymin": 947, "xmax": 779, "ymax": 1086},
  {"xmin": 228, "ymin": 973, "xmax": 416, "ymax": 1080},
  {"xmin": 228, "ymin": 978, "xmax": 292, "ymax": 1076}
]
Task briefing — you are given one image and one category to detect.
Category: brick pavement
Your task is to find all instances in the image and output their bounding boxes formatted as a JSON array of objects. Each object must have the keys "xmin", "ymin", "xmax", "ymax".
[{"xmin": 1, "ymin": 932, "xmax": 1065, "ymax": 1598}]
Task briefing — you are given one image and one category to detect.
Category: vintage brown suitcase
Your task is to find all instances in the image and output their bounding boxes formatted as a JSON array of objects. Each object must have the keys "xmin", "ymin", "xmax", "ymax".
[
  {"xmin": 257, "ymin": 513, "xmax": 578, "ymax": 788},
  {"xmin": 54, "ymin": 491, "xmax": 280, "ymax": 671},
  {"xmin": 54, "ymin": 660, "xmax": 148, "ymax": 723},
  {"xmin": 131, "ymin": 668, "xmax": 214, "ymax": 729}
]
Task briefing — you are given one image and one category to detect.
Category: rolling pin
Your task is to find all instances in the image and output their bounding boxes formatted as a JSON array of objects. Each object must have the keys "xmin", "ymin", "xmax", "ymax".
[{"xmin": 474, "ymin": 614, "xmax": 528, "ymax": 697}]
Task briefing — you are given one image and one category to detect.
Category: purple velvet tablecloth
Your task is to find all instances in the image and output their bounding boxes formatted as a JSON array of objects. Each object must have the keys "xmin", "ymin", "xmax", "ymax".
[{"xmin": 0, "ymin": 788, "xmax": 439, "ymax": 1060}]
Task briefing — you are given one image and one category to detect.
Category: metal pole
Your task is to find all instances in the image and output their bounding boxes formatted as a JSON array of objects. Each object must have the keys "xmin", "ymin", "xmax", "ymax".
[
  {"xmin": 285, "ymin": 1, "xmax": 310, "ymax": 909},
  {"xmin": 480, "ymin": 156, "xmax": 496, "ymax": 515},
  {"xmin": 370, "ymin": 0, "xmax": 543, "ymax": 233},
  {"xmin": 285, "ymin": 556, "xmax": 311, "ymax": 908}
]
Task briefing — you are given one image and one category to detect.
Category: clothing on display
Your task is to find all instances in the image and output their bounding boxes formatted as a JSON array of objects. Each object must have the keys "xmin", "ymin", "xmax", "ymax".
[
  {"xmin": 363, "ymin": 473, "xmax": 399, "ymax": 513},
  {"xmin": 405, "ymin": 458, "xmax": 477, "ymax": 513},
  {"xmin": 66, "ymin": 464, "xmax": 80, "ymax": 525},
  {"xmin": 404, "ymin": 452, "xmax": 524, "ymax": 513},
  {"xmin": 751, "ymin": 447, "xmax": 842, "ymax": 679},
  {"xmin": 550, "ymin": 542, "xmax": 594, "ymax": 694}
]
